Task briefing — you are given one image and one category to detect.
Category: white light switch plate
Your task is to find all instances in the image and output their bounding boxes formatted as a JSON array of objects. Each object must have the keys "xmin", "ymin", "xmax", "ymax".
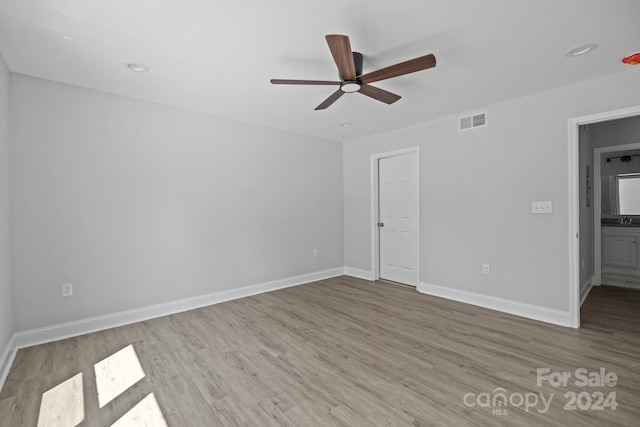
[{"xmin": 532, "ymin": 201, "xmax": 552, "ymax": 214}]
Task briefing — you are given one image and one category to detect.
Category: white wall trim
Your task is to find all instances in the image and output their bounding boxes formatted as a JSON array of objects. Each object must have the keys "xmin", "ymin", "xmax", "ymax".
[
  {"xmin": 0, "ymin": 334, "xmax": 16, "ymax": 392},
  {"xmin": 580, "ymin": 276, "xmax": 595, "ymax": 306},
  {"xmin": 602, "ymin": 266, "xmax": 640, "ymax": 277},
  {"xmin": 1, "ymin": 267, "xmax": 371, "ymax": 392},
  {"xmin": 11, "ymin": 267, "xmax": 344, "ymax": 351},
  {"xmin": 599, "ymin": 280, "xmax": 640, "ymax": 291},
  {"xmin": 417, "ymin": 282, "xmax": 573, "ymax": 327},
  {"xmin": 568, "ymin": 105, "xmax": 640, "ymax": 329},
  {"xmin": 343, "ymin": 267, "xmax": 375, "ymax": 281}
]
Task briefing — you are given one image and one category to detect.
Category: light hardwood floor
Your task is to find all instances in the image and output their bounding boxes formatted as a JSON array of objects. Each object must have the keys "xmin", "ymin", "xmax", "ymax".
[{"xmin": 1, "ymin": 276, "xmax": 639, "ymax": 426}]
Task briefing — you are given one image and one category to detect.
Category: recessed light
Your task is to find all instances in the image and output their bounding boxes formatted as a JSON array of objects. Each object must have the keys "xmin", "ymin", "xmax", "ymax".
[
  {"xmin": 124, "ymin": 62, "xmax": 149, "ymax": 73},
  {"xmin": 564, "ymin": 43, "xmax": 597, "ymax": 57},
  {"xmin": 339, "ymin": 122, "xmax": 352, "ymax": 127}
]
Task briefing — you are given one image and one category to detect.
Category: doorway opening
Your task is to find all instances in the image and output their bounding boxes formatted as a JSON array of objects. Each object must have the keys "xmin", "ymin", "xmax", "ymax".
[
  {"xmin": 370, "ymin": 147, "xmax": 420, "ymax": 287},
  {"xmin": 569, "ymin": 105, "xmax": 640, "ymax": 328},
  {"xmin": 594, "ymin": 142, "xmax": 640, "ymax": 291}
]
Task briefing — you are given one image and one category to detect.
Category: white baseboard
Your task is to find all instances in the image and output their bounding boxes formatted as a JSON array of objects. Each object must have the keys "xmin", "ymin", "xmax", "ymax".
[
  {"xmin": 580, "ymin": 276, "xmax": 595, "ymax": 306},
  {"xmin": 602, "ymin": 266, "xmax": 640, "ymax": 277},
  {"xmin": 12, "ymin": 267, "xmax": 344, "ymax": 351},
  {"xmin": 601, "ymin": 280, "xmax": 640, "ymax": 291},
  {"xmin": 0, "ymin": 334, "xmax": 16, "ymax": 392},
  {"xmin": 600, "ymin": 272, "xmax": 640, "ymax": 290},
  {"xmin": 417, "ymin": 282, "xmax": 573, "ymax": 327},
  {"xmin": 343, "ymin": 266, "xmax": 375, "ymax": 281},
  {"xmin": 2, "ymin": 269, "xmax": 578, "ymax": 392}
]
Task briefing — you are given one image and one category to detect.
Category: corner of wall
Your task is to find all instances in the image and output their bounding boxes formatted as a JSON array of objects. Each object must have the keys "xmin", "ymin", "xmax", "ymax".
[
  {"xmin": 580, "ymin": 276, "xmax": 595, "ymax": 306},
  {"xmin": 0, "ymin": 51, "xmax": 15, "ymax": 394},
  {"xmin": 343, "ymin": 267, "xmax": 375, "ymax": 281},
  {"xmin": 417, "ymin": 281, "xmax": 574, "ymax": 328},
  {"xmin": 0, "ymin": 334, "xmax": 16, "ymax": 392}
]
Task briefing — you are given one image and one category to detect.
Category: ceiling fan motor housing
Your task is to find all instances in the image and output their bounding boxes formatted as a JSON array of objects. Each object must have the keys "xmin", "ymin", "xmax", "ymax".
[
  {"xmin": 339, "ymin": 52, "xmax": 363, "ymax": 93},
  {"xmin": 353, "ymin": 52, "xmax": 363, "ymax": 76}
]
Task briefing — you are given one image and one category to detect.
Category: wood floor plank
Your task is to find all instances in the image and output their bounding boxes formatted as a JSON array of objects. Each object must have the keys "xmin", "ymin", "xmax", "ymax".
[{"xmin": 1, "ymin": 278, "xmax": 639, "ymax": 426}]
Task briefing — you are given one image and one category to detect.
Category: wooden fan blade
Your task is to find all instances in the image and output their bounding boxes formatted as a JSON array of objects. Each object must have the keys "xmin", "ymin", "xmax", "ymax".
[
  {"xmin": 358, "ymin": 84, "xmax": 401, "ymax": 104},
  {"xmin": 358, "ymin": 54, "xmax": 436, "ymax": 84},
  {"xmin": 315, "ymin": 89, "xmax": 345, "ymax": 110},
  {"xmin": 270, "ymin": 79, "xmax": 341, "ymax": 85},
  {"xmin": 325, "ymin": 35, "xmax": 356, "ymax": 81}
]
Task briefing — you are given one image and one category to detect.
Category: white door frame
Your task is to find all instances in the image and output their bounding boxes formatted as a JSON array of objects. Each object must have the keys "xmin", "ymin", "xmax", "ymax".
[
  {"xmin": 593, "ymin": 142, "xmax": 640, "ymax": 286},
  {"xmin": 568, "ymin": 105, "xmax": 640, "ymax": 328},
  {"xmin": 370, "ymin": 146, "xmax": 420, "ymax": 285}
]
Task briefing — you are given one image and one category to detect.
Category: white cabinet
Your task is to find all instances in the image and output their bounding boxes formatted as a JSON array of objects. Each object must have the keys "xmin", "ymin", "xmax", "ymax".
[
  {"xmin": 602, "ymin": 235, "xmax": 637, "ymax": 267},
  {"xmin": 602, "ymin": 227, "xmax": 640, "ymax": 275}
]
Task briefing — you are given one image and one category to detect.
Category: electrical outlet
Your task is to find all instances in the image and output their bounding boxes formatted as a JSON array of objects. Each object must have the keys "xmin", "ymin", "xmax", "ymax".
[
  {"xmin": 482, "ymin": 264, "xmax": 490, "ymax": 275},
  {"xmin": 62, "ymin": 283, "xmax": 73, "ymax": 297},
  {"xmin": 313, "ymin": 249, "xmax": 318, "ymax": 258}
]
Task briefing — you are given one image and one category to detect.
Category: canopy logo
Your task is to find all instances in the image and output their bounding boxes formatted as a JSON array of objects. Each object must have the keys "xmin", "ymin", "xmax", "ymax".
[
  {"xmin": 462, "ymin": 367, "xmax": 619, "ymax": 416},
  {"xmin": 463, "ymin": 388, "xmax": 553, "ymax": 415}
]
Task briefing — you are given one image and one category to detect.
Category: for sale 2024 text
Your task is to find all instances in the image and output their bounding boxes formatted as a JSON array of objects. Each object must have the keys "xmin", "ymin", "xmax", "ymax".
[{"xmin": 537, "ymin": 368, "xmax": 618, "ymax": 411}]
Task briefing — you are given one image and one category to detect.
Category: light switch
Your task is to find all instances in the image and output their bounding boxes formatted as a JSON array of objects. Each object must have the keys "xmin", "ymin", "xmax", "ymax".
[
  {"xmin": 532, "ymin": 201, "xmax": 552, "ymax": 214},
  {"xmin": 532, "ymin": 202, "xmax": 541, "ymax": 213}
]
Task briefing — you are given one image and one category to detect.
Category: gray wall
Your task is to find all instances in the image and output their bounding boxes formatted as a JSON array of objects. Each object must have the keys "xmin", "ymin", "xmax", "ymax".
[
  {"xmin": 591, "ymin": 116, "xmax": 640, "ymax": 149},
  {"xmin": 600, "ymin": 151, "xmax": 640, "ymax": 177},
  {"xmin": 5, "ymin": 62, "xmax": 640, "ymax": 334},
  {"xmin": 10, "ymin": 75, "xmax": 344, "ymax": 331},
  {"xmin": 344, "ymin": 70, "xmax": 639, "ymax": 313},
  {"xmin": 0, "ymin": 56, "xmax": 12, "ymax": 357}
]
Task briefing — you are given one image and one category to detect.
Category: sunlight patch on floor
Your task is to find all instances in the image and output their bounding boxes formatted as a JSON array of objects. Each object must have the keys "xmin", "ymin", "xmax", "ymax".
[
  {"xmin": 94, "ymin": 345, "xmax": 145, "ymax": 408},
  {"xmin": 110, "ymin": 393, "xmax": 168, "ymax": 427},
  {"xmin": 37, "ymin": 372, "xmax": 84, "ymax": 427}
]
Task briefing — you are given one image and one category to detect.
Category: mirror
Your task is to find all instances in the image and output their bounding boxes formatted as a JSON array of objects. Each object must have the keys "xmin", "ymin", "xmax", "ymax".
[
  {"xmin": 618, "ymin": 174, "xmax": 640, "ymax": 214},
  {"xmin": 601, "ymin": 174, "xmax": 640, "ymax": 215},
  {"xmin": 601, "ymin": 150, "xmax": 640, "ymax": 216}
]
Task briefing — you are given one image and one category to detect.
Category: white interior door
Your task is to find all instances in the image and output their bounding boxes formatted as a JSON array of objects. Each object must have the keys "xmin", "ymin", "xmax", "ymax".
[{"xmin": 378, "ymin": 153, "xmax": 419, "ymax": 285}]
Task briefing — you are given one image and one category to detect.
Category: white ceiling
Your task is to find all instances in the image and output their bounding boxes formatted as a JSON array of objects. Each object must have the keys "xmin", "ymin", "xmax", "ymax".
[{"xmin": 0, "ymin": 0, "xmax": 638, "ymax": 142}]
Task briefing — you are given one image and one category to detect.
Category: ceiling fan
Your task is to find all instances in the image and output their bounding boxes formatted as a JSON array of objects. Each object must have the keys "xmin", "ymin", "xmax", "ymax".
[{"xmin": 270, "ymin": 34, "xmax": 436, "ymax": 110}]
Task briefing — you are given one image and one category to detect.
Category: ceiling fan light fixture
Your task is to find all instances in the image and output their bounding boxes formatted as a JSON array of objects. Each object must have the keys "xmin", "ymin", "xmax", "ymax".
[{"xmin": 340, "ymin": 81, "xmax": 361, "ymax": 93}]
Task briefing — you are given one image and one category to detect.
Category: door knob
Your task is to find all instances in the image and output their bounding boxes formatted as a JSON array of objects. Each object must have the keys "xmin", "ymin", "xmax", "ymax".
[{"xmin": 378, "ymin": 222, "xmax": 384, "ymax": 227}]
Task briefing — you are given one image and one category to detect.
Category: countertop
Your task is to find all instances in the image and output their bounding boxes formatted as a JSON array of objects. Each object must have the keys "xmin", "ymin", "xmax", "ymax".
[{"xmin": 601, "ymin": 218, "xmax": 640, "ymax": 228}]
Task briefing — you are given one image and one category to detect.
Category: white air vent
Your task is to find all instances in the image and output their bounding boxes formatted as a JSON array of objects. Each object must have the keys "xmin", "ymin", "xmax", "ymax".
[{"xmin": 459, "ymin": 112, "xmax": 487, "ymax": 131}]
